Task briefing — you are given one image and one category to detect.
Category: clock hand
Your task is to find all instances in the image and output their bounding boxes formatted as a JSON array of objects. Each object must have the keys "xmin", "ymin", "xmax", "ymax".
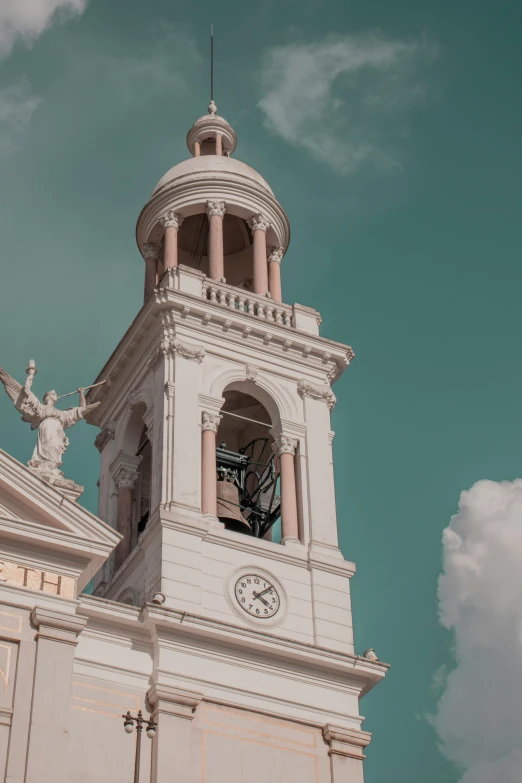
[
  {"xmin": 252, "ymin": 591, "xmax": 270, "ymax": 607},
  {"xmin": 257, "ymin": 586, "xmax": 273, "ymax": 598}
]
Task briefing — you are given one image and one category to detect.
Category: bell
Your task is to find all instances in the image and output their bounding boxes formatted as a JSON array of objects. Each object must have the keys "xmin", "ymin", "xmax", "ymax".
[{"xmin": 216, "ymin": 476, "xmax": 252, "ymax": 534}]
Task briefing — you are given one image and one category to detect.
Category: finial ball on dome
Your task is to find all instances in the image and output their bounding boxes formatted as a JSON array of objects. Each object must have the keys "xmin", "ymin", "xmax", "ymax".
[{"xmin": 208, "ymin": 100, "xmax": 217, "ymax": 116}]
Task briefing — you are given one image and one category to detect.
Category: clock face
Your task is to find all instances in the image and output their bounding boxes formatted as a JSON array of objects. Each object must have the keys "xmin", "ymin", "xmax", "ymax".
[{"xmin": 234, "ymin": 574, "xmax": 281, "ymax": 619}]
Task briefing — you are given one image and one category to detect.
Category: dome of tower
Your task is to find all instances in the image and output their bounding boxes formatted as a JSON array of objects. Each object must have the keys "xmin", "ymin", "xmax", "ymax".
[{"xmin": 152, "ymin": 155, "xmax": 274, "ymax": 198}]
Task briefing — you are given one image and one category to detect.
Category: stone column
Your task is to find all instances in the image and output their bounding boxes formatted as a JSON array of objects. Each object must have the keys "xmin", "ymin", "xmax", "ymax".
[
  {"xmin": 111, "ymin": 458, "xmax": 141, "ymax": 571},
  {"xmin": 215, "ymin": 133, "xmax": 223, "ymax": 156},
  {"xmin": 147, "ymin": 683, "xmax": 202, "ymax": 783},
  {"xmin": 194, "ymin": 140, "xmax": 201, "ymax": 157},
  {"xmin": 25, "ymin": 608, "xmax": 87, "ymax": 783},
  {"xmin": 273, "ymin": 434, "xmax": 300, "ymax": 544},
  {"xmin": 201, "ymin": 411, "xmax": 222, "ymax": 516},
  {"xmin": 322, "ymin": 724, "xmax": 372, "ymax": 783},
  {"xmin": 160, "ymin": 210, "xmax": 184, "ymax": 271},
  {"xmin": 206, "ymin": 201, "xmax": 226, "ymax": 281},
  {"xmin": 248, "ymin": 214, "xmax": 270, "ymax": 295},
  {"xmin": 142, "ymin": 243, "xmax": 160, "ymax": 304},
  {"xmin": 267, "ymin": 247, "xmax": 284, "ymax": 302}
]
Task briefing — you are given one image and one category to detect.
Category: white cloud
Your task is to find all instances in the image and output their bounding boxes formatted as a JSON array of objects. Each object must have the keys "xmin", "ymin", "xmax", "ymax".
[
  {"xmin": 259, "ymin": 33, "xmax": 435, "ymax": 175},
  {"xmin": 435, "ymin": 478, "xmax": 522, "ymax": 783},
  {"xmin": 0, "ymin": 80, "xmax": 41, "ymax": 152},
  {"xmin": 0, "ymin": 0, "xmax": 87, "ymax": 59}
]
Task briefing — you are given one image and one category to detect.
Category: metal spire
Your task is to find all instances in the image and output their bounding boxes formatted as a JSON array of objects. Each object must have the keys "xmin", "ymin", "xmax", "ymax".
[{"xmin": 210, "ymin": 25, "xmax": 214, "ymax": 103}]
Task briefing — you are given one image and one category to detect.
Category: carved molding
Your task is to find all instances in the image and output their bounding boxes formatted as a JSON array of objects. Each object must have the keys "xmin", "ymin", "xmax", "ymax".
[
  {"xmin": 206, "ymin": 200, "xmax": 226, "ymax": 219},
  {"xmin": 267, "ymin": 247, "xmax": 284, "ymax": 264},
  {"xmin": 142, "ymin": 242, "xmax": 160, "ymax": 260},
  {"xmin": 297, "ymin": 380, "xmax": 337, "ymax": 411},
  {"xmin": 272, "ymin": 434, "xmax": 298, "ymax": 456},
  {"xmin": 160, "ymin": 209, "xmax": 184, "ymax": 231},
  {"xmin": 322, "ymin": 724, "xmax": 372, "ymax": 760},
  {"xmin": 248, "ymin": 213, "xmax": 270, "ymax": 233},
  {"xmin": 201, "ymin": 411, "xmax": 222, "ymax": 433},
  {"xmin": 150, "ymin": 335, "xmax": 205, "ymax": 366},
  {"xmin": 245, "ymin": 365, "xmax": 258, "ymax": 381},
  {"xmin": 94, "ymin": 421, "xmax": 116, "ymax": 453}
]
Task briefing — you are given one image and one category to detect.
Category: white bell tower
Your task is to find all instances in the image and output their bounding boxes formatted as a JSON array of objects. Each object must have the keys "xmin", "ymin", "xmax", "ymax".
[{"xmin": 88, "ymin": 101, "xmax": 387, "ymax": 782}]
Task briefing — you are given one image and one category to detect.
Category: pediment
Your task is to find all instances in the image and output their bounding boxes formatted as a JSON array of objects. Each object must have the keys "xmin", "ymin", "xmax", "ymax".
[{"xmin": 0, "ymin": 449, "xmax": 120, "ymax": 590}]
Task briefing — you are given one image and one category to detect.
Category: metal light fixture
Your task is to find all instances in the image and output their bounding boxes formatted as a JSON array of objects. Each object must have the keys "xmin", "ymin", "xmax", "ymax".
[{"xmin": 122, "ymin": 710, "xmax": 156, "ymax": 782}]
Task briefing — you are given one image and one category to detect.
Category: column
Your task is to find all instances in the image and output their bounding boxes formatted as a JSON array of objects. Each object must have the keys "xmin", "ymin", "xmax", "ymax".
[
  {"xmin": 248, "ymin": 214, "xmax": 270, "ymax": 295},
  {"xmin": 273, "ymin": 434, "xmax": 299, "ymax": 544},
  {"xmin": 322, "ymin": 724, "xmax": 371, "ymax": 783},
  {"xmin": 194, "ymin": 140, "xmax": 201, "ymax": 157},
  {"xmin": 201, "ymin": 411, "xmax": 222, "ymax": 516},
  {"xmin": 215, "ymin": 133, "xmax": 223, "ymax": 156},
  {"xmin": 206, "ymin": 201, "xmax": 226, "ymax": 281},
  {"xmin": 111, "ymin": 456, "xmax": 141, "ymax": 571},
  {"xmin": 160, "ymin": 210, "xmax": 184, "ymax": 270},
  {"xmin": 267, "ymin": 247, "xmax": 284, "ymax": 302},
  {"xmin": 147, "ymin": 683, "xmax": 202, "ymax": 783},
  {"xmin": 25, "ymin": 608, "xmax": 87, "ymax": 783},
  {"xmin": 142, "ymin": 243, "xmax": 160, "ymax": 304}
]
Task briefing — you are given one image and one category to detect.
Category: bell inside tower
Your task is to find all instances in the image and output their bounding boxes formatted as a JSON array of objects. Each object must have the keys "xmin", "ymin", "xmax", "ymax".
[{"xmin": 215, "ymin": 390, "xmax": 281, "ymax": 538}]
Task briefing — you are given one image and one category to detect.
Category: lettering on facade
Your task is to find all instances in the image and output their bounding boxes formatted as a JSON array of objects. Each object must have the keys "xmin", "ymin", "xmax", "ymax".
[{"xmin": 0, "ymin": 559, "xmax": 76, "ymax": 599}]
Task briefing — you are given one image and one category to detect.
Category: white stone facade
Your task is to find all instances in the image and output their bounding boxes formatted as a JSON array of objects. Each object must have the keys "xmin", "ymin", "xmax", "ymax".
[{"xmin": 0, "ymin": 105, "xmax": 387, "ymax": 782}]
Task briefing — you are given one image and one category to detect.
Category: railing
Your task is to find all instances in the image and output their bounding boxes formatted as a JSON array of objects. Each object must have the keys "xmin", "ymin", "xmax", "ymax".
[{"xmin": 202, "ymin": 282, "xmax": 292, "ymax": 327}]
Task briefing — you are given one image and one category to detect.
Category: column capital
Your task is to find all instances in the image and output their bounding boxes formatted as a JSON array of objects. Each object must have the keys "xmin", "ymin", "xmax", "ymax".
[
  {"xmin": 322, "ymin": 724, "xmax": 372, "ymax": 759},
  {"xmin": 110, "ymin": 451, "xmax": 142, "ymax": 490},
  {"xmin": 248, "ymin": 213, "xmax": 270, "ymax": 233},
  {"xmin": 267, "ymin": 246, "xmax": 284, "ymax": 264},
  {"xmin": 201, "ymin": 411, "xmax": 222, "ymax": 433},
  {"xmin": 142, "ymin": 242, "xmax": 160, "ymax": 260},
  {"xmin": 160, "ymin": 209, "xmax": 184, "ymax": 231},
  {"xmin": 206, "ymin": 200, "xmax": 226, "ymax": 219},
  {"xmin": 272, "ymin": 433, "xmax": 298, "ymax": 456},
  {"xmin": 31, "ymin": 608, "xmax": 87, "ymax": 644},
  {"xmin": 147, "ymin": 683, "xmax": 202, "ymax": 720}
]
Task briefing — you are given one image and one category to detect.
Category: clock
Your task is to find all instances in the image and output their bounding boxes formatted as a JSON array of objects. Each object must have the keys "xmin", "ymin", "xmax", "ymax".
[{"xmin": 234, "ymin": 573, "xmax": 281, "ymax": 619}]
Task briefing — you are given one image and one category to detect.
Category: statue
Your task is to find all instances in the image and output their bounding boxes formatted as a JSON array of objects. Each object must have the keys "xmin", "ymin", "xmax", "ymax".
[{"xmin": 0, "ymin": 360, "xmax": 104, "ymax": 496}]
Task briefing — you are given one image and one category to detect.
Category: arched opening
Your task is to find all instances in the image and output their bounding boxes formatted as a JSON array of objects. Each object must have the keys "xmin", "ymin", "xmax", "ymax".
[
  {"xmin": 177, "ymin": 212, "xmax": 254, "ymax": 288},
  {"xmin": 133, "ymin": 424, "xmax": 152, "ymax": 538},
  {"xmin": 214, "ymin": 389, "xmax": 281, "ymax": 540},
  {"xmin": 200, "ymin": 137, "xmax": 217, "ymax": 155}
]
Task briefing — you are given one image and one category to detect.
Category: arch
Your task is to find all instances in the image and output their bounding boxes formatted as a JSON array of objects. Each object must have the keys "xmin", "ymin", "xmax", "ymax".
[
  {"xmin": 207, "ymin": 366, "xmax": 299, "ymax": 423},
  {"xmin": 120, "ymin": 402, "xmax": 148, "ymax": 455},
  {"xmin": 115, "ymin": 586, "xmax": 139, "ymax": 607}
]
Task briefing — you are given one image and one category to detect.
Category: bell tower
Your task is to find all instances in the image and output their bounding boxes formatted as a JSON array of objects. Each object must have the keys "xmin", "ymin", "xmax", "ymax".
[{"xmin": 88, "ymin": 100, "xmax": 386, "ymax": 782}]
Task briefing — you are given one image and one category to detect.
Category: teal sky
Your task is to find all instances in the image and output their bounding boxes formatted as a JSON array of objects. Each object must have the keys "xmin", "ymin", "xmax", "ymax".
[{"xmin": 1, "ymin": 2, "xmax": 521, "ymax": 781}]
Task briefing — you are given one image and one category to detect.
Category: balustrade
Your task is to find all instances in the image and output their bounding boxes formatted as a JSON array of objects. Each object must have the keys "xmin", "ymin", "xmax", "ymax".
[{"xmin": 202, "ymin": 281, "xmax": 292, "ymax": 327}]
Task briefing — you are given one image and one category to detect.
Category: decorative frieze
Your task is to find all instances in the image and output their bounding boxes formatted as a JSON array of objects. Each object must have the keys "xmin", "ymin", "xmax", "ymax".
[
  {"xmin": 248, "ymin": 213, "xmax": 270, "ymax": 233},
  {"xmin": 297, "ymin": 380, "xmax": 337, "ymax": 411},
  {"xmin": 206, "ymin": 200, "xmax": 226, "ymax": 219},
  {"xmin": 201, "ymin": 411, "xmax": 222, "ymax": 433},
  {"xmin": 94, "ymin": 421, "xmax": 116, "ymax": 453},
  {"xmin": 160, "ymin": 210, "xmax": 184, "ymax": 231},
  {"xmin": 272, "ymin": 434, "xmax": 298, "ymax": 456}
]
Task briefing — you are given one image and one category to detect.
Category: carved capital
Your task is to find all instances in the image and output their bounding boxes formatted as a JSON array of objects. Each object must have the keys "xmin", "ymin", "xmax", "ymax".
[
  {"xmin": 322, "ymin": 724, "xmax": 372, "ymax": 760},
  {"xmin": 113, "ymin": 467, "xmax": 140, "ymax": 490},
  {"xmin": 94, "ymin": 421, "xmax": 116, "ymax": 453},
  {"xmin": 201, "ymin": 411, "xmax": 222, "ymax": 433},
  {"xmin": 272, "ymin": 434, "xmax": 298, "ymax": 456},
  {"xmin": 297, "ymin": 380, "xmax": 337, "ymax": 411},
  {"xmin": 248, "ymin": 213, "xmax": 270, "ymax": 233},
  {"xmin": 142, "ymin": 242, "xmax": 160, "ymax": 261},
  {"xmin": 267, "ymin": 247, "xmax": 284, "ymax": 264},
  {"xmin": 206, "ymin": 200, "xmax": 226, "ymax": 219},
  {"xmin": 160, "ymin": 209, "xmax": 184, "ymax": 231}
]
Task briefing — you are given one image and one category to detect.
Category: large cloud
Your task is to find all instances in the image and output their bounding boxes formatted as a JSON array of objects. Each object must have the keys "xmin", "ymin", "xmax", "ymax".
[
  {"xmin": 435, "ymin": 478, "xmax": 522, "ymax": 782},
  {"xmin": 258, "ymin": 33, "xmax": 436, "ymax": 175},
  {"xmin": 0, "ymin": 0, "xmax": 87, "ymax": 59}
]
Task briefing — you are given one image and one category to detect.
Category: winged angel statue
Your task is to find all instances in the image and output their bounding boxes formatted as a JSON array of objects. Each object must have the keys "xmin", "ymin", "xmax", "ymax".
[{"xmin": 0, "ymin": 360, "xmax": 100, "ymax": 478}]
